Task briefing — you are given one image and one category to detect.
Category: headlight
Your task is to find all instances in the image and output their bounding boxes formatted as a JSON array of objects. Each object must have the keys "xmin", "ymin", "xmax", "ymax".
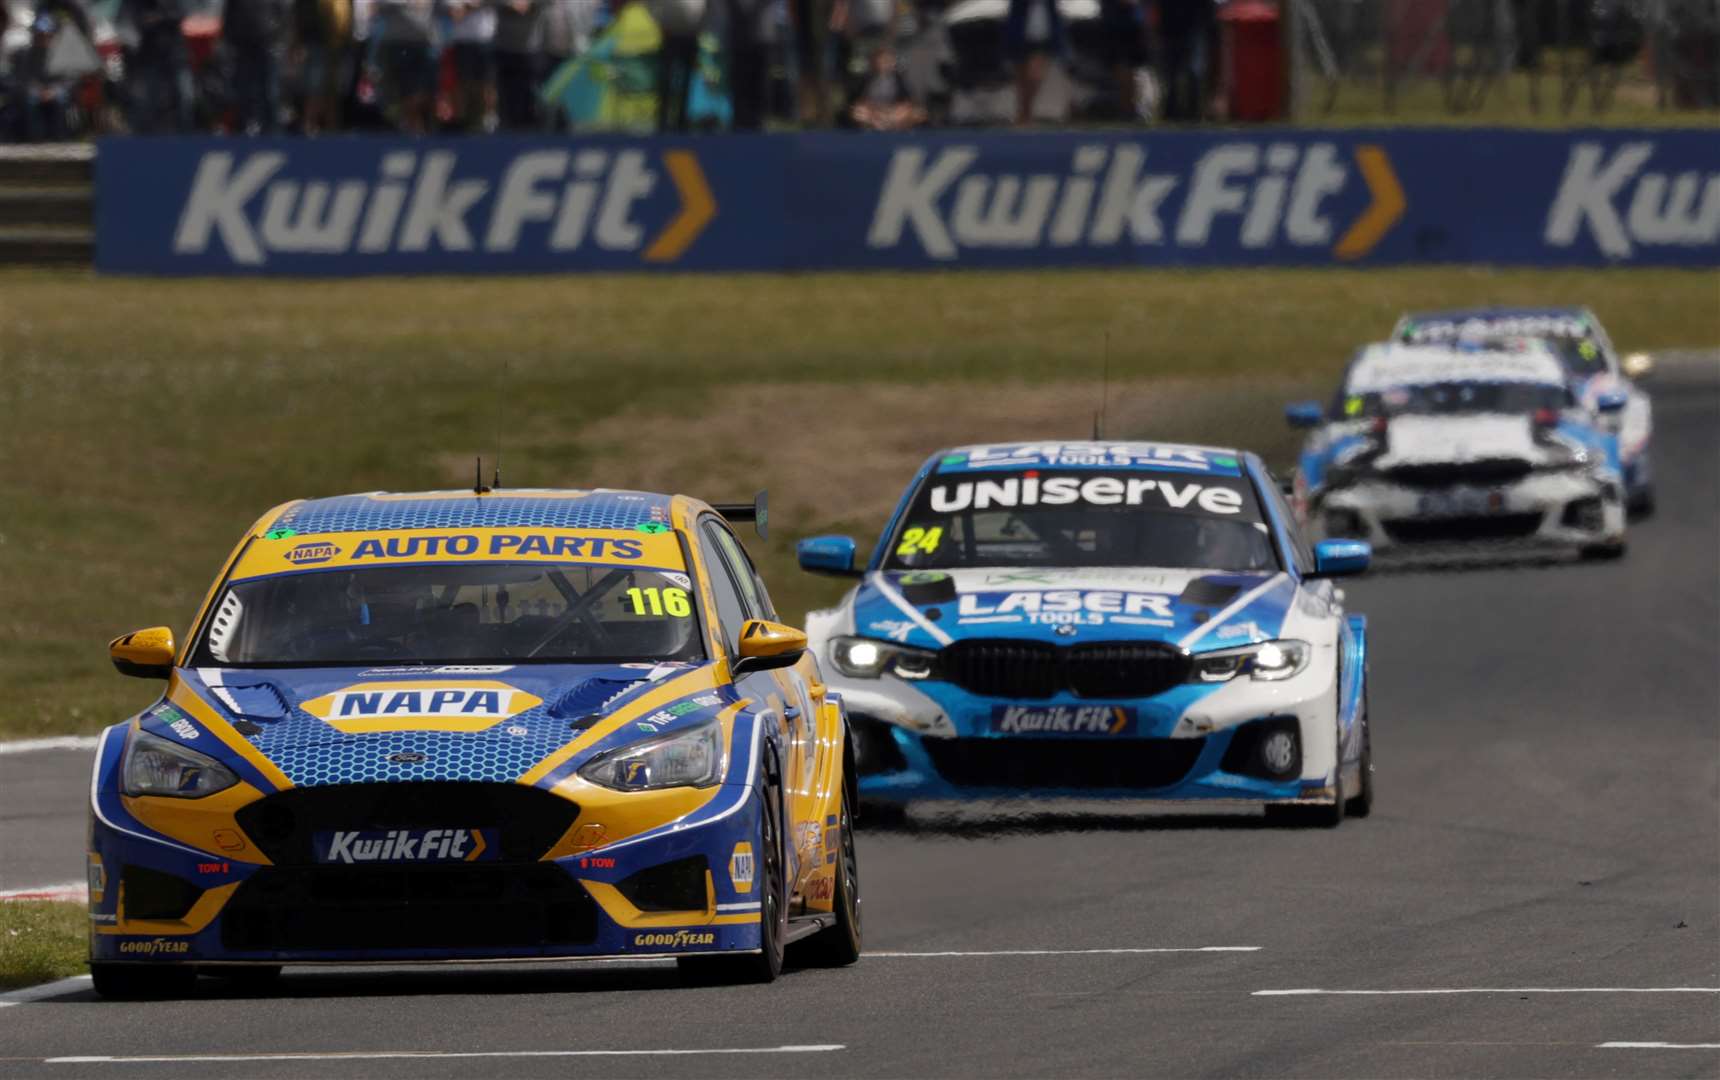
[
  {"xmin": 578, "ymin": 721, "xmax": 727, "ymax": 791},
  {"xmin": 122, "ymin": 730, "xmax": 240, "ymax": 798},
  {"xmin": 1189, "ymin": 640, "xmax": 1311, "ymax": 683},
  {"xmin": 830, "ymin": 636, "xmax": 938, "ymax": 680}
]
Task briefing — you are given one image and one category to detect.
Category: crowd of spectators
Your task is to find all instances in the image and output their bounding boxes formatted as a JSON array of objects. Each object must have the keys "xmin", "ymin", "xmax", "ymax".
[{"xmin": 0, "ymin": 0, "xmax": 1230, "ymax": 138}]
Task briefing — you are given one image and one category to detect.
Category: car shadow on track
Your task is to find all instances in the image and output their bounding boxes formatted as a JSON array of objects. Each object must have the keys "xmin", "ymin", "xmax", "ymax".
[{"xmin": 860, "ymin": 808, "xmax": 1278, "ymax": 838}]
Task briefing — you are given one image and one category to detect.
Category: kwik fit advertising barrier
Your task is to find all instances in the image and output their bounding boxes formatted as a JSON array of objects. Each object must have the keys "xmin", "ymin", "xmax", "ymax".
[{"xmin": 96, "ymin": 130, "xmax": 1719, "ymax": 274}]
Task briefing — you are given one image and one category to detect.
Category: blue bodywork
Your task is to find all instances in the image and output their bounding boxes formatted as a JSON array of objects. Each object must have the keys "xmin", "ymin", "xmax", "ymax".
[{"xmin": 803, "ymin": 442, "xmax": 1370, "ymax": 806}]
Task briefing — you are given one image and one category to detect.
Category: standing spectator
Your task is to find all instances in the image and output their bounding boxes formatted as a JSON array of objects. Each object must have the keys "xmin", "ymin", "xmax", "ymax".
[
  {"xmin": 1156, "ymin": 0, "xmax": 1212, "ymax": 121},
  {"xmin": 292, "ymin": 0, "xmax": 352, "ymax": 133},
  {"xmin": 1096, "ymin": 0, "xmax": 1143, "ymax": 119},
  {"xmin": 534, "ymin": 0, "xmax": 582, "ymax": 129},
  {"xmin": 372, "ymin": 0, "xmax": 437, "ymax": 132},
  {"xmin": 724, "ymin": 0, "xmax": 774, "ymax": 129},
  {"xmin": 447, "ymin": 0, "xmax": 495, "ymax": 130},
  {"xmin": 1004, "ymin": 0, "xmax": 1059, "ymax": 124},
  {"xmin": 649, "ymin": 0, "xmax": 704, "ymax": 130},
  {"xmin": 222, "ymin": 0, "xmax": 285, "ymax": 132},
  {"xmin": 491, "ymin": 0, "xmax": 542, "ymax": 129},
  {"xmin": 120, "ymin": 0, "xmax": 194, "ymax": 131}
]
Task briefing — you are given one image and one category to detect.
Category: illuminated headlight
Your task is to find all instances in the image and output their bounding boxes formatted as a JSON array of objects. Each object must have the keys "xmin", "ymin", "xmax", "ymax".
[
  {"xmin": 579, "ymin": 721, "xmax": 727, "ymax": 791},
  {"xmin": 1189, "ymin": 640, "xmax": 1312, "ymax": 683},
  {"xmin": 123, "ymin": 730, "xmax": 239, "ymax": 798},
  {"xmin": 830, "ymin": 636, "xmax": 938, "ymax": 680}
]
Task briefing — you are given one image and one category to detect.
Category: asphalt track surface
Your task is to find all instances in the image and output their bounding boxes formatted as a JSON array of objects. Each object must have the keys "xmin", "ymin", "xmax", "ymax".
[{"xmin": 2, "ymin": 355, "xmax": 1717, "ymax": 1078}]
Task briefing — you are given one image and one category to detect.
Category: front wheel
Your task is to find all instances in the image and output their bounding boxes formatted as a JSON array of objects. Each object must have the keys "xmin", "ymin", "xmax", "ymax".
[
  {"xmin": 793, "ymin": 774, "xmax": 862, "ymax": 968},
  {"xmin": 1580, "ymin": 539, "xmax": 1628, "ymax": 560},
  {"xmin": 1344, "ymin": 705, "xmax": 1374, "ymax": 819},
  {"xmin": 679, "ymin": 755, "xmax": 786, "ymax": 985},
  {"xmin": 90, "ymin": 963, "xmax": 197, "ymax": 1000},
  {"xmin": 1265, "ymin": 718, "xmax": 1346, "ymax": 829}
]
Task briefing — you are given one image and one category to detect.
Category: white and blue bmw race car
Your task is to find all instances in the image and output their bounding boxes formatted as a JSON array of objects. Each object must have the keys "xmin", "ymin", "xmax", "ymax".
[
  {"xmin": 1393, "ymin": 306, "xmax": 1655, "ymax": 513},
  {"xmin": 796, "ymin": 441, "xmax": 1373, "ymax": 827},
  {"xmin": 1287, "ymin": 341, "xmax": 1628, "ymax": 559}
]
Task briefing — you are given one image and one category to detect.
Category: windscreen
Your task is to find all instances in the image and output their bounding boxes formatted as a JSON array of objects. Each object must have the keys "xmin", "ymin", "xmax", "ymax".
[
  {"xmin": 194, "ymin": 562, "xmax": 704, "ymax": 666},
  {"xmin": 883, "ymin": 470, "xmax": 1278, "ymax": 572},
  {"xmin": 1338, "ymin": 381, "xmax": 1570, "ymax": 419}
]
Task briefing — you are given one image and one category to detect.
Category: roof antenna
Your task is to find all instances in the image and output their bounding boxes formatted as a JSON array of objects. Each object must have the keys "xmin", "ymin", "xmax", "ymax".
[
  {"xmin": 492, "ymin": 360, "xmax": 507, "ymax": 491},
  {"xmin": 474, "ymin": 455, "xmax": 491, "ymax": 495},
  {"xmin": 1092, "ymin": 332, "xmax": 1111, "ymax": 440}
]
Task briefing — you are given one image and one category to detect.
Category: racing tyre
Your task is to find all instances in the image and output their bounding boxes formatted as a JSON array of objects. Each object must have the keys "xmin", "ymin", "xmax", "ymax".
[
  {"xmin": 1628, "ymin": 485, "xmax": 1655, "ymax": 519},
  {"xmin": 1265, "ymin": 719, "xmax": 1346, "ymax": 829},
  {"xmin": 679, "ymin": 754, "xmax": 787, "ymax": 985},
  {"xmin": 1344, "ymin": 705, "xmax": 1374, "ymax": 819},
  {"xmin": 1580, "ymin": 540, "xmax": 1627, "ymax": 560},
  {"xmin": 793, "ymin": 768, "xmax": 862, "ymax": 968},
  {"xmin": 90, "ymin": 963, "xmax": 198, "ymax": 1001}
]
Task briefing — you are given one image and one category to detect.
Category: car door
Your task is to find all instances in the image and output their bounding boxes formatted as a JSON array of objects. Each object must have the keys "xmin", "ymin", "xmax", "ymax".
[{"xmin": 697, "ymin": 519, "xmax": 822, "ymax": 882}]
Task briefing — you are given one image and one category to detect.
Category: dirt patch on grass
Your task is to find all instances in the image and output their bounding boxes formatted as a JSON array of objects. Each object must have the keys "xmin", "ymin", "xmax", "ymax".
[{"xmin": 573, "ymin": 377, "xmax": 1316, "ymax": 532}]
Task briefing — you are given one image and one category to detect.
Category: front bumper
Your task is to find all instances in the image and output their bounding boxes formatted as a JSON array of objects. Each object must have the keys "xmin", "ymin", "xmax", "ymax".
[
  {"xmin": 86, "ymin": 730, "xmax": 766, "ymax": 966},
  {"xmin": 825, "ymin": 650, "xmax": 1344, "ymax": 805},
  {"xmin": 1313, "ymin": 470, "xmax": 1624, "ymax": 553}
]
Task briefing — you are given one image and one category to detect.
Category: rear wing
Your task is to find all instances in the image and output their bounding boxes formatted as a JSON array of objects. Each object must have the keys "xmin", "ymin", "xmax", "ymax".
[{"xmin": 712, "ymin": 491, "xmax": 768, "ymax": 540}]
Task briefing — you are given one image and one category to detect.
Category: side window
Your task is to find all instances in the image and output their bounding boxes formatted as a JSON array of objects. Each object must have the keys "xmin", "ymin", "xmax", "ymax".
[
  {"xmin": 709, "ymin": 526, "xmax": 779, "ymax": 622},
  {"xmin": 1262, "ymin": 475, "xmax": 1315, "ymax": 575},
  {"xmin": 697, "ymin": 522, "xmax": 751, "ymax": 657}
]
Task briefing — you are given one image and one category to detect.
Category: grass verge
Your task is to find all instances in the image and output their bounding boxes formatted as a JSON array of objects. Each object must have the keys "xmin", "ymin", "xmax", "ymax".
[
  {"xmin": 0, "ymin": 902, "xmax": 86, "ymax": 992},
  {"xmin": 0, "ymin": 267, "xmax": 1714, "ymax": 737}
]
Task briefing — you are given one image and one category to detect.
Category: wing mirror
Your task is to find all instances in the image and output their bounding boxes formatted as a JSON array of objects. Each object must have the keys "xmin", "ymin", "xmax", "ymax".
[
  {"xmin": 797, "ymin": 535, "xmax": 861, "ymax": 577},
  {"xmin": 1621, "ymin": 352, "xmax": 1654, "ymax": 379},
  {"xmin": 1595, "ymin": 390, "xmax": 1629, "ymax": 414},
  {"xmin": 1285, "ymin": 401, "xmax": 1324, "ymax": 429},
  {"xmin": 1309, "ymin": 540, "xmax": 1370, "ymax": 578},
  {"xmin": 109, "ymin": 627, "xmax": 175, "ymax": 679},
  {"xmin": 732, "ymin": 619, "xmax": 808, "ymax": 676}
]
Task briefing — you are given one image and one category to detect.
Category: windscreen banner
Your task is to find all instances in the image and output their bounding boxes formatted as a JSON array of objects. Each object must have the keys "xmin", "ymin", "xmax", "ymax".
[{"xmin": 96, "ymin": 129, "xmax": 1718, "ymax": 275}]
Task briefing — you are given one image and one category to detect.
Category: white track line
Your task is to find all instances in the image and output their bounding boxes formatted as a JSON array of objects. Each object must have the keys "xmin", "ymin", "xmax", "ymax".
[
  {"xmin": 1599, "ymin": 1042, "xmax": 1720, "ymax": 1050},
  {"xmin": 1257, "ymin": 988, "xmax": 1720, "ymax": 997},
  {"xmin": 47, "ymin": 1045, "xmax": 845, "ymax": 1064},
  {"xmin": 0, "ymin": 736, "xmax": 98, "ymax": 755},
  {"xmin": 0, "ymin": 975, "xmax": 91, "ymax": 1009},
  {"xmin": 870, "ymin": 946, "xmax": 1260, "ymax": 958},
  {"xmin": 0, "ymin": 883, "xmax": 85, "ymax": 902}
]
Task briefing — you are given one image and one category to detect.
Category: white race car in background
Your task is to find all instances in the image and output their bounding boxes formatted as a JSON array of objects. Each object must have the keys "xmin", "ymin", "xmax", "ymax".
[
  {"xmin": 1287, "ymin": 341, "xmax": 1628, "ymax": 561},
  {"xmin": 1393, "ymin": 306, "xmax": 1656, "ymax": 514}
]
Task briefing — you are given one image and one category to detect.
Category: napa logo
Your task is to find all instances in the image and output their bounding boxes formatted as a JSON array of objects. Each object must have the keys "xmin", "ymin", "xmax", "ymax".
[
  {"xmin": 300, "ymin": 681, "xmax": 543, "ymax": 733},
  {"xmin": 284, "ymin": 541, "xmax": 340, "ymax": 565},
  {"xmin": 172, "ymin": 147, "xmax": 715, "ymax": 267}
]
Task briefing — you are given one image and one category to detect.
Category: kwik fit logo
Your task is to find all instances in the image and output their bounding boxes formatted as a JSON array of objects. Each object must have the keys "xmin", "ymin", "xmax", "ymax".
[
  {"xmin": 172, "ymin": 148, "xmax": 714, "ymax": 266},
  {"xmin": 867, "ymin": 141, "xmax": 1405, "ymax": 261},
  {"xmin": 992, "ymin": 705, "xmax": 1135, "ymax": 736},
  {"xmin": 316, "ymin": 827, "xmax": 493, "ymax": 864}
]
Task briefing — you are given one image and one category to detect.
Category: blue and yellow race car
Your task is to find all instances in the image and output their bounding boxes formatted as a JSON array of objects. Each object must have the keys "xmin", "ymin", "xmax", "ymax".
[{"xmin": 88, "ymin": 488, "xmax": 860, "ymax": 997}]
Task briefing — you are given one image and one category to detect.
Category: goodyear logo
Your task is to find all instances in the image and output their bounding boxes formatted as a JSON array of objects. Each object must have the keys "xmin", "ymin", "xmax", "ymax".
[
  {"xmin": 173, "ymin": 149, "xmax": 715, "ymax": 267},
  {"xmin": 632, "ymin": 930, "xmax": 717, "ymax": 950},
  {"xmin": 285, "ymin": 542, "xmax": 340, "ymax": 565},
  {"xmin": 868, "ymin": 142, "xmax": 1404, "ymax": 261},
  {"xmin": 117, "ymin": 937, "xmax": 190, "ymax": 955},
  {"xmin": 300, "ymin": 681, "xmax": 542, "ymax": 733}
]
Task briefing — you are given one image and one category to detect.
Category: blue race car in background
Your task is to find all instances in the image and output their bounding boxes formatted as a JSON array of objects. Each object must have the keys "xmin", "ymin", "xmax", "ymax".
[
  {"xmin": 797, "ymin": 441, "xmax": 1373, "ymax": 827},
  {"xmin": 1285, "ymin": 341, "xmax": 1628, "ymax": 560},
  {"xmin": 1393, "ymin": 306, "xmax": 1656, "ymax": 513}
]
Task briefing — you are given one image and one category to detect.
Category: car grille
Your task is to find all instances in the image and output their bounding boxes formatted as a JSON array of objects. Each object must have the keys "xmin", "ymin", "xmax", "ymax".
[
  {"xmin": 1383, "ymin": 459, "xmax": 1532, "ymax": 489},
  {"xmin": 234, "ymin": 782, "xmax": 581, "ymax": 866},
  {"xmin": 220, "ymin": 863, "xmax": 599, "ymax": 952},
  {"xmin": 922, "ymin": 737, "xmax": 1205, "ymax": 789},
  {"xmin": 1382, "ymin": 512, "xmax": 1543, "ymax": 544},
  {"xmin": 940, "ymin": 640, "xmax": 1190, "ymax": 700}
]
